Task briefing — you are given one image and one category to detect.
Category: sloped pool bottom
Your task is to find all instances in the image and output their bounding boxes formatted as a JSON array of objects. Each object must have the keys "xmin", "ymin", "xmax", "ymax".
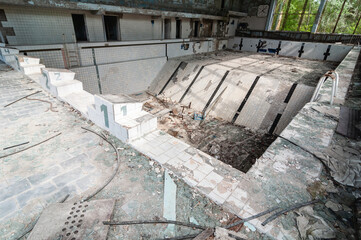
[{"xmin": 144, "ymin": 96, "xmax": 276, "ymax": 173}]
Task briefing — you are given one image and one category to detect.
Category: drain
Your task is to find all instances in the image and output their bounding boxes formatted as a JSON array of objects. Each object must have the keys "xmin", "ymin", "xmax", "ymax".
[
  {"xmin": 61, "ymin": 202, "xmax": 88, "ymax": 239},
  {"xmin": 27, "ymin": 199, "xmax": 115, "ymax": 240}
]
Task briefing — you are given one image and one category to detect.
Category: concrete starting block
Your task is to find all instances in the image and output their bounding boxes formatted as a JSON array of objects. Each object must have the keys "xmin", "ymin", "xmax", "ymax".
[
  {"xmin": 42, "ymin": 68, "xmax": 76, "ymax": 83},
  {"xmin": 20, "ymin": 64, "xmax": 45, "ymax": 75},
  {"xmin": 88, "ymin": 94, "xmax": 157, "ymax": 142},
  {"xmin": 0, "ymin": 47, "xmax": 19, "ymax": 57},
  {"xmin": 1, "ymin": 46, "xmax": 158, "ymax": 144},
  {"xmin": 40, "ymin": 68, "xmax": 82, "ymax": 98},
  {"xmin": 16, "ymin": 55, "xmax": 40, "ymax": 66},
  {"xmin": 0, "ymin": 48, "xmax": 20, "ymax": 69}
]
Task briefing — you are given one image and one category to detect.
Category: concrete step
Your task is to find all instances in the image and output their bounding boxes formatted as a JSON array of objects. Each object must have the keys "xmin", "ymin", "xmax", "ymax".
[
  {"xmin": 20, "ymin": 64, "xmax": 45, "ymax": 75},
  {"xmin": 16, "ymin": 55, "xmax": 40, "ymax": 66},
  {"xmin": 50, "ymin": 79, "xmax": 83, "ymax": 98},
  {"xmin": 42, "ymin": 68, "xmax": 75, "ymax": 83},
  {"xmin": 1, "ymin": 55, "xmax": 17, "ymax": 67},
  {"xmin": 62, "ymin": 90, "xmax": 94, "ymax": 116},
  {"xmin": 88, "ymin": 94, "xmax": 157, "ymax": 142},
  {"xmin": 116, "ymin": 111, "xmax": 157, "ymax": 141},
  {"xmin": 0, "ymin": 48, "xmax": 19, "ymax": 56},
  {"xmin": 88, "ymin": 103, "xmax": 157, "ymax": 142},
  {"xmin": 94, "ymin": 94, "xmax": 143, "ymax": 121},
  {"xmin": 87, "ymin": 104, "xmax": 127, "ymax": 141}
]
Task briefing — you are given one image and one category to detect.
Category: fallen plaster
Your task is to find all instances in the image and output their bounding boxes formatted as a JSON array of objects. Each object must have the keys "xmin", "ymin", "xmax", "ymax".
[{"xmin": 0, "ymin": 45, "xmax": 360, "ymax": 239}]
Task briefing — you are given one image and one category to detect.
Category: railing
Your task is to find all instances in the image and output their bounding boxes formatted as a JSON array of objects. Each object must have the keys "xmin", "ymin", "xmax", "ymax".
[{"xmin": 311, "ymin": 70, "xmax": 339, "ymax": 105}]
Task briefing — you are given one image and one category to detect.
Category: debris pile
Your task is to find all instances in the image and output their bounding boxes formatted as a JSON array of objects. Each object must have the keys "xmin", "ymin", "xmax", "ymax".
[{"xmin": 143, "ymin": 95, "xmax": 276, "ymax": 173}]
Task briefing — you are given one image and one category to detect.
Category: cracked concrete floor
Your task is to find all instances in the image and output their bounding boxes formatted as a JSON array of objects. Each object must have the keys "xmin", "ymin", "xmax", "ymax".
[{"xmin": 0, "ymin": 64, "xmax": 270, "ymax": 240}]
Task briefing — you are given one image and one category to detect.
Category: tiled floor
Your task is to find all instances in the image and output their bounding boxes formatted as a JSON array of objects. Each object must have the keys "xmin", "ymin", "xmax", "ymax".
[
  {"xmin": 0, "ymin": 62, "xmax": 250, "ymax": 240},
  {"xmin": 0, "ymin": 63, "xmax": 116, "ymax": 238}
]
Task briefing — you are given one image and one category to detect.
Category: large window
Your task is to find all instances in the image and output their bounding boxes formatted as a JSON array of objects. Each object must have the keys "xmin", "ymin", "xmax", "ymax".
[
  {"xmin": 270, "ymin": 0, "xmax": 361, "ymax": 34},
  {"xmin": 318, "ymin": 0, "xmax": 361, "ymax": 34}
]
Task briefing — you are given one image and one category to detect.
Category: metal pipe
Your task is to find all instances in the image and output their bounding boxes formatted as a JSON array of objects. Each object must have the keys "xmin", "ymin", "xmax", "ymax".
[
  {"xmin": 4, "ymin": 90, "xmax": 41, "ymax": 107},
  {"xmin": 311, "ymin": 0, "xmax": 327, "ymax": 33},
  {"xmin": 352, "ymin": 13, "xmax": 361, "ymax": 35},
  {"xmin": 310, "ymin": 75, "xmax": 326, "ymax": 102},
  {"xmin": 281, "ymin": 0, "xmax": 292, "ymax": 31},
  {"xmin": 225, "ymin": 206, "xmax": 279, "ymax": 229},
  {"xmin": 275, "ymin": 0, "xmax": 286, "ymax": 30},
  {"xmin": 332, "ymin": 0, "xmax": 347, "ymax": 33},
  {"xmin": 297, "ymin": 0, "xmax": 309, "ymax": 31},
  {"xmin": 334, "ymin": 71, "xmax": 339, "ymax": 96},
  {"xmin": 311, "ymin": 71, "xmax": 338, "ymax": 105},
  {"xmin": 265, "ymin": 0, "xmax": 277, "ymax": 31}
]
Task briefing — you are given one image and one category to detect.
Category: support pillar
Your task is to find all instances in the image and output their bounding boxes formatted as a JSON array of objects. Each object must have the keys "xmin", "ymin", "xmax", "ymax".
[
  {"xmin": 265, "ymin": 0, "xmax": 277, "ymax": 31},
  {"xmin": 311, "ymin": 0, "xmax": 326, "ymax": 33}
]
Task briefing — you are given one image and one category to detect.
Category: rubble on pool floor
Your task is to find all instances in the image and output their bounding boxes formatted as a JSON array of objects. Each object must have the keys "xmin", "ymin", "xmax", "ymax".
[{"xmin": 143, "ymin": 95, "xmax": 276, "ymax": 173}]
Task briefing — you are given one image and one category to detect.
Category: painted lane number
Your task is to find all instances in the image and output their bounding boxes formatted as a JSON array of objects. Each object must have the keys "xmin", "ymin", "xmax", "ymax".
[
  {"xmin": 120, "ymin": 105, "xmax": 127, "ymax": 116},
  {"xmin": 101, "ymin": 104, "xmax": 109, "ymax": 128},
  {"xmin": 43, "ymin": 72, "xmax": 50, "ymax": 89}
]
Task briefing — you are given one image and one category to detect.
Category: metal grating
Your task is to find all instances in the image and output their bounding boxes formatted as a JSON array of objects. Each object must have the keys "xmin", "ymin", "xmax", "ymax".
[{"xmin": 28, "ymin": 199, "xmax": 115, "ymax": 240}]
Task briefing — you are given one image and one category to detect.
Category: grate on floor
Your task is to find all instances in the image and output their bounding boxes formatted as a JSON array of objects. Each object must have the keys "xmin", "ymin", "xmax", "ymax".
[{"xmin": 28, "ymin": 199, "xmax": 115, "ymax": 240}]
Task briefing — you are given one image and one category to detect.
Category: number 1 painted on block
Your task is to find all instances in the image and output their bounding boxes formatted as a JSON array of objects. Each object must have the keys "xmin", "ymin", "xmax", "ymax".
[{"xmin": 101, "ymin": 104, "xmax": 109, "ymax": 128}]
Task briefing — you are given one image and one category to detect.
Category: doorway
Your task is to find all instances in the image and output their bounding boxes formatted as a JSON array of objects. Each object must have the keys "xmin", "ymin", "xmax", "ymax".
[
  {"xmin": 176, "ymin": 19, "xmax": 181, "ymax": 39},
  {"xmin": 164, "ymin": 19, "xmax": 171, "ymax": 39},
  {"xmin": 104, "ymin": 15, "xmax": 119, "ymax": 41},
  {"xmin": 71, "ymin": 14, "xmax": 88, "ymax": 42},
  {"xmin": 193, "ymin": 20, "xmax": 200, "ymax": 37}
]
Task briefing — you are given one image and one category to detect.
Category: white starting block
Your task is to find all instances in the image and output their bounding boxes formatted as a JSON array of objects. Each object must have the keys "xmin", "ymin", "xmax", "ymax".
[
  {"xmin": 40, "ymin": 68, "xmax": 82, "ymax": 98},
  {"xmin": 88, "ymin": 94, "xmax": 157, "ymax": 142},
  {"xmin": 19, "ymin": 63, "xmax": 45, "ymax": 75},
  {"xmin": 16, "ymin": 55, "xmax": 40, "ymax": 66},
  {"xmin": 0, "ymin": 47, "xmax": 19, "ymax": 57},
  {"xmin": 39, "ymin": 68, "xmax": 93, "ymax": 116},
  {"xmin": 42, "ymin": 68, "xmax": 76, "ymax": 83},
  {"xmin": 0, "ymin": 48, "xmax": 20, "ymax": 69}
]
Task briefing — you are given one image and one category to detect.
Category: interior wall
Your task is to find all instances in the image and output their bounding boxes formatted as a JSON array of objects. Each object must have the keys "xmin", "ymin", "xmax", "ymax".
[
  {"xmin": 0, "ymin": 5, "xmax": 232, "ymax": 45},
  {"xmin": 1, "ymin": 6, "xmax": 75, "ymax": 45},
  {"xmin": 181, "ymin": 18, "xmax": 192, "ymax": 38},
  {"xmin": 119, "ymin": 14, "xmax": 162, "ymax": 41},
  {"xmin": 85, "ymin": 14, "xmax": 105, "ymax": 42},
  {"xmin": 227, "ymin": 17, "xmax": 239, "ymax": 37},
  {"xmin": 239, "ymin": 16, "xmax": 267, "ymax": 30},
  {"xmin": 228, "ymin": 37, "xmax": 353, "ymax": 62},
  {"xmin": 0, "ymin": 5, "xmax": 108, "ymax": 45},
  {"xmin": 23, "ymin": 38, "xmax": 219, "ymax": 94}
]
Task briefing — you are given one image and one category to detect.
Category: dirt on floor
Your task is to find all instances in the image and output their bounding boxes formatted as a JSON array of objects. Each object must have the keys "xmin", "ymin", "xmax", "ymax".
[{"xmin": 143, "ymin": 94, "xmax": 276, "ymax": 173}]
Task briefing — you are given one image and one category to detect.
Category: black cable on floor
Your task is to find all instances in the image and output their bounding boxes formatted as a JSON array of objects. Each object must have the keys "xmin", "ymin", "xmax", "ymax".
[
  {"xmin": 225, "ymin": 206, "xmax": 279, "ymax": 229},
  {"xmin": 80, "ymin": 127, "xmax": 121, "ymax": 202},
  {"xmin": 103, "ymin": 220, "xmax": 207, "ymax": 230},
  {"xmin": 261, "ymin": 199, "xmax": 319, "ymax": 226}
]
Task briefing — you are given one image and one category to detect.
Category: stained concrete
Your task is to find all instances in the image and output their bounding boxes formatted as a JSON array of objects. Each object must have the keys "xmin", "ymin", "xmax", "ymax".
[
  {"xmin": 0, "ymin": 62, "xmax": 252, "ymax": 240},
  {"xmin": 150, "ymin": 51, "xmax": 338, "ymax": 133}
]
